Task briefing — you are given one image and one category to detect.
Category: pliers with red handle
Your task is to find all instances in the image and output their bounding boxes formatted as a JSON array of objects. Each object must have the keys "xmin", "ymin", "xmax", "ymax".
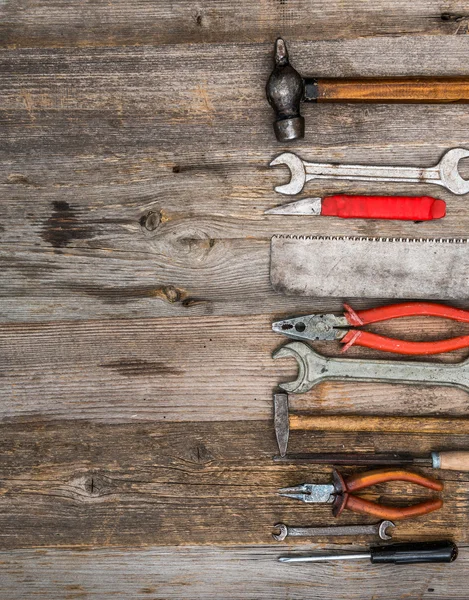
[
  {"xmin": 278, "ymin": 468, "xmax": 443, "ymax": 521},
  {"xmin": 272, "ymin": 302, "xmax": 469, "ymax": 355}
]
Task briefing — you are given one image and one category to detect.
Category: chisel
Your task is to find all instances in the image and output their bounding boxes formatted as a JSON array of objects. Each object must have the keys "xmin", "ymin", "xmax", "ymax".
[
  {"xmin": 279, "ymin": 541, "xmax": 458, "ymax": 564},
  {"xmin": 273, "ymin": 451, "xmax": 469, "ymax": 470},
  {"xmin": 265, "ymin": 195, "xmax": 446, "ymax": 220}
]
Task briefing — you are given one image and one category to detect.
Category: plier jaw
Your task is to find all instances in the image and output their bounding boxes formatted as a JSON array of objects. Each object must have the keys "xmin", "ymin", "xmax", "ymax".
[
  {"xmin": 278, "ymin": 483, "xmax": 336, "ymax": 504},
  {"xmin": 272, "ymin": 314, "xmax": 349, "ymax": 342}
]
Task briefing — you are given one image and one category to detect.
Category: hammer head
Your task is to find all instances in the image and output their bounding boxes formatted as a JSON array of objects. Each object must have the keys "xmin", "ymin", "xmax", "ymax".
[
  {"xmin": 274, "ymin": 392, "xmax": 289, "ymax": 457},
  {"xmin": 266, "ymin": 39, "xmax": 305, "ymax": 142}
]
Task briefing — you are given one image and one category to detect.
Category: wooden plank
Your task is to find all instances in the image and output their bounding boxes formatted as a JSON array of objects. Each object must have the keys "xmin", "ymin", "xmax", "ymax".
[
  {"xmin": 0, "ymin": 419, "xmax": 467, "ymax": 549},
  {"xmin": 1, "ymin": 1, "xmax": 468, "ymax": 48},
  {"xmin": 1, "ymin": 545, "xmax": 469, "ymax": 600},
  {"xmin": 2, "ymin": 39, "xmax": 469, "ymax": 321},
  {"xmin": 1, "ymin": 314, "xmax": 469, "ymax": 422}
]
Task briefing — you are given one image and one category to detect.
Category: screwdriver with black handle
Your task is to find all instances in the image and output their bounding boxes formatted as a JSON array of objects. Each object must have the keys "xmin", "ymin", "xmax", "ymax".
[{"xmin": 279, "ymin": 541, "xmax": 458, "ymax": 565}]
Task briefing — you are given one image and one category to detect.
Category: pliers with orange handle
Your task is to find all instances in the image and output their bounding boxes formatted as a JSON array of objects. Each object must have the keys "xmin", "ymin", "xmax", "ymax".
[
  {"xmin": 278, "ymin": 468, "xmax": 443, "ymax": 521},
  {"xmin": 272, "ymin": 302, "xmax": 469, "ymax": 355}
]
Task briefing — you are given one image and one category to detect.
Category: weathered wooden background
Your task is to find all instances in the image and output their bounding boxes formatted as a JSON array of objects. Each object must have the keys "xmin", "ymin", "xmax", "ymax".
[{"xmin": 2, "ymin": 1, "xmax": 469, "ymax": 598}]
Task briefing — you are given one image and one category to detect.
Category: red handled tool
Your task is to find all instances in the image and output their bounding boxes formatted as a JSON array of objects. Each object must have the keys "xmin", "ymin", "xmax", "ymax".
[
  {"xmin": 273, "ymin": 302, "xmax": 469, "ymax": 355},
  {"xmin": 279, "ymin": 468, "xmax": 443, "ymax": 520},
  {"xmin": 265, "ymin": 195, "xmax": 446, "ymax": 220}
]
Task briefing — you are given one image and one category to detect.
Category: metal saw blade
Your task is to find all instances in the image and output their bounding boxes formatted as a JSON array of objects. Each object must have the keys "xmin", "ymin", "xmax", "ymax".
[{"xmin": 270, "ymin": 235, "xmax": 469, "ymax": 299}]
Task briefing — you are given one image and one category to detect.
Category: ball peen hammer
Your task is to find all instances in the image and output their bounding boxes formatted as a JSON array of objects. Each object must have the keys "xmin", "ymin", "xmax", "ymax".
[
  {"xmin": 266, "ymin": 38, "xmax": 469, "ymax": 142},
  {"xmin": 273, "ymin": 393, "xmax": 469, "ymax": 469}
]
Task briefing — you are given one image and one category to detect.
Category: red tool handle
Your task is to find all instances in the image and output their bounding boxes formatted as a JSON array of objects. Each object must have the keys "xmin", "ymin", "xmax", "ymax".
[
  {"xmin": 344, "ymin": 302, "xmax": 469, "ymax": 327},
  {"xmin": 321, "ymin": 195, "xmax": 446, "ymax": 220},
  {"xmin": 343, "ymin": 469, "xmax": 444, "ymax": 493},
  {"xmin": 341, "ymin": 330, "xmax": 469, "ymax": 355},
  {"xmin": 335, "ymin": 495, "xmax": 443, "ymax": 520}
]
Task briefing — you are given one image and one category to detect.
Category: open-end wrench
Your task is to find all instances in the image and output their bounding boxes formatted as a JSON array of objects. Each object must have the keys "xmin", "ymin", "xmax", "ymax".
[
  {"xmin": 272, "ymin": 520, "xmax": 395, "ymax": 542},
  {"xmin": 273, "ymin": 341, "xmax": 469, "ymax": 395},
  {"xmin": 271, "ymin": 148, "xmax": 469, "ymax": 195}
]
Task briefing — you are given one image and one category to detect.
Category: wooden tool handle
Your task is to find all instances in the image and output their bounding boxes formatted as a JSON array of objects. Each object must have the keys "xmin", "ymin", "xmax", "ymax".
[
  {"xmin": 315, "ymin": 77, "xmax": 469, "ymax": 103},
  {"xmin": 438, "ymin": 451, "xmax": 469, "ymax": 471},
  {"xmin": 290, "ymin": 414, "xmax": 469, "ymax": 435}
]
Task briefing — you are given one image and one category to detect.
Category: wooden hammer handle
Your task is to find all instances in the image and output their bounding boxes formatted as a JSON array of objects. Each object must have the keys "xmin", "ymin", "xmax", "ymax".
[
  {"xmin": 290, "ymin": 414, "xmax": 469, "ymax": 435},
  {"xmin": 314, "ymin": 77, "xmax": 469, "ymax": 103}
]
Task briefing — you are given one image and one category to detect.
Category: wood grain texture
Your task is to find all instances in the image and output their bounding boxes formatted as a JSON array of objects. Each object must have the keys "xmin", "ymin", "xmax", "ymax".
[
  {"xmin": 3, "ymin": 1, "xmax": 469, "ymax": 595},
  {"xmin": 2, "ymin": 314, "xmax": 469, "ymax": 422},
  {"xmin": 1, "ymin": 1, "xmax": 469, "ymax": 48},
  {"xmin": 2, "ymin": 38, "xmax": 469, "ymax": 321},
  {"xmin": 1, "ymin": 545, "xmax": 469, "ymax": 600},
  {"xmin": 0, "ymin": 419, "xmax": 467, "ymax": 550}
]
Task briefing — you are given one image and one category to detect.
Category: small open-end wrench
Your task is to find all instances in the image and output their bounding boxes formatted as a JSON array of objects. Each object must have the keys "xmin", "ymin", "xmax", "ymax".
[
  {"xmin": 273, "ymin": 341, "xmax": 469, "ymax": 395},
  {"xmin": 273, "ymin": 520, "xmax": 395, "ymax": 542},
  {"xmin": 271, "ymin": 148, "xmax": 469, "ymax": 195}
]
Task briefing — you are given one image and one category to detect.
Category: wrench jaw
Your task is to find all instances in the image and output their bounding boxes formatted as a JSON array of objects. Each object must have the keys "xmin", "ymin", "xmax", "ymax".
[
  {"xmin": 273, "ymin": 342, "xmax": 328, "ymax": 394},
  {"xmin": 272, "ymin": 523, "xmax": 288, "ymax": 542},
  {"xmin": 378, "ymin": 520, "xmax": 396, "ymax": 541},
  {"xmin": 437, "ymin": 147, "xmax": 469, "ymax": 195},
  {"xmin": 270, "ymin": 153, "xmax": 307, "ymax": 195}
]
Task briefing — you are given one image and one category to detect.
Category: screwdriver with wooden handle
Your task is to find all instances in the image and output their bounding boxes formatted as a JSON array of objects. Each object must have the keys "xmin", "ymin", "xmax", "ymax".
[
  {"xmin": 279, "ymin": 541, "xmax": 458, "ymax": 565},
  {"xmin": 274, "ymin": 450, "xmax": 469, "ymax": 470}
]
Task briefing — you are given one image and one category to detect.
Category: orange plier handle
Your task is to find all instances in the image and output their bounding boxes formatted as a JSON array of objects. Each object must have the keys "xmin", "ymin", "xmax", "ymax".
[
  {"xmin": 331, "ymin": 468, "xmax": 444, "ymax": 521},
  {"xmin": 341, "ymin": 302, "xmax": 469, "ymax": 355}
]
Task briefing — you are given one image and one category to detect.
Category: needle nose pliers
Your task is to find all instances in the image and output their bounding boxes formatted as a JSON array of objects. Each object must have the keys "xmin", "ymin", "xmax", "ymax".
[
  {"xmin": 278, "ymin": 468, "xmax": 443, "ymax": 521},
  {"xmin": 272, "ymin": 301, "xmax": 469, "ymax": 355}
]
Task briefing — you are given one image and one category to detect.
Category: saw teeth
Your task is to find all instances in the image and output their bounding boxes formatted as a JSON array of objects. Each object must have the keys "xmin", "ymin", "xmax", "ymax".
[{"xmin": 272, "ymin": 234, "xmax": 469, "ymax": 244}]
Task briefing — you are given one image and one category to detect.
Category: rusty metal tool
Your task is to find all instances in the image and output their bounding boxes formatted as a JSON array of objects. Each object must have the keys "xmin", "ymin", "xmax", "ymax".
[
  {"xmin": 265, "ymin": 195, "xmax": 446, "ymax": 220},
  {"xmin": 270, "ymin": 235, "xmax": 469, "ymax": 300},
  {"xmin": 272, "ymin": 520, "xmax": 395, "ymax": 542},
  {"xmin": 278, "ymin": 468, "xmax": 443, "ymax": 520},
  {"xmin": 273, "ymin": 302, "xmax": 469, "ymax": 355},
  {"xmin": 274, "ymin": 392, "xmax": 469, "ymax": 457},
  {"xmin": 266, "ymin": 37, "xmax": 469, "ymax": 142},
  {"xmin": 279, "ymin": 541, "xmax": 458, "ymax": 564},
  {"xmin": 273, "ymin": 341, "xmax": 469, "ymax": 395},
  {"xmin": 270, "ymin": 149, "xmax": 469, "ymax": 195}
]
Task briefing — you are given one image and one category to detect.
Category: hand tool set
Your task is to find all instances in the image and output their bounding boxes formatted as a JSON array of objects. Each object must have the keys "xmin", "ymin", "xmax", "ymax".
[{"xmin": 262, "ymin": 38, "xmax": 468, "ymax": 566}]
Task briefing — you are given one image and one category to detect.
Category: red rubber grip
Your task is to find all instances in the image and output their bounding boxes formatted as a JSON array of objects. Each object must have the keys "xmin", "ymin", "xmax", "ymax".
[
  {"xmin": 341, "ymin": 330, "xmax": 469, "ymax": 355},
  {"xmin": 321, "ymin": 195, "xmax": 446, "ymax": 220},
  {"xmin": 345, "ymin": 302, "xmax": 469, "ymax": 326}
]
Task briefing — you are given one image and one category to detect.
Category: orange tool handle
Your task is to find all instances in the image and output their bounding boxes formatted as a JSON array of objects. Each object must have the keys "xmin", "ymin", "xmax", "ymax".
[
  {"xmin": 337, "ymin": 495, "xmax": 443, "ymax": 521},
  {"xmin": 321, "ymin": 195, "xmax": 445, "ymax": 221},
  {"xmin": 345, "ymin": 302, "xmax": 469, "ymax": 327},
  {"xmin": 341, "ymin": 329, "xmax": 469, "ymax": 355},
  {"xmin": 343, "ymin": 469, "xmax": 443, "ymax": 492}
]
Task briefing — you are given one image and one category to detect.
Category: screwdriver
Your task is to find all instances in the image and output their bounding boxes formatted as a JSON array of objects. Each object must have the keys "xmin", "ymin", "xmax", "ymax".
[
  {"xmin": 279, "ymin": 541, "xmax": 458, "ymax": 565},
  {"xmin": 274, "ymin": 450, "xmax": 469, "ymax": 470}
]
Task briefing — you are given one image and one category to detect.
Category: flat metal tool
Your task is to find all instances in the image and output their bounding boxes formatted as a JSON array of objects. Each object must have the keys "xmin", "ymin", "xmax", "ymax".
[
  {"xmin": 272, "ymin": 520, "xmax": 395, "ymax": 541},
  {"xmin": 270, "ymin": 148, "xmax": 469, "ymax": 195},
  {"xmin": 278, "ymin": 468, "xmax": 443, "ymax": 520},
  {"xmin": 273, "ymin": 341, "xmax": 469, "ymax": 395},
  {"xmin": 270, "ymin": 235, "xmax": 469, "ymax": 300},
  {"xmin": 265, "ymin": 195, "xmax": 446, "ymax": 220},
  {"xmin": 273, "ymin": 302, "xmax": 469, "ymax": 355}
]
